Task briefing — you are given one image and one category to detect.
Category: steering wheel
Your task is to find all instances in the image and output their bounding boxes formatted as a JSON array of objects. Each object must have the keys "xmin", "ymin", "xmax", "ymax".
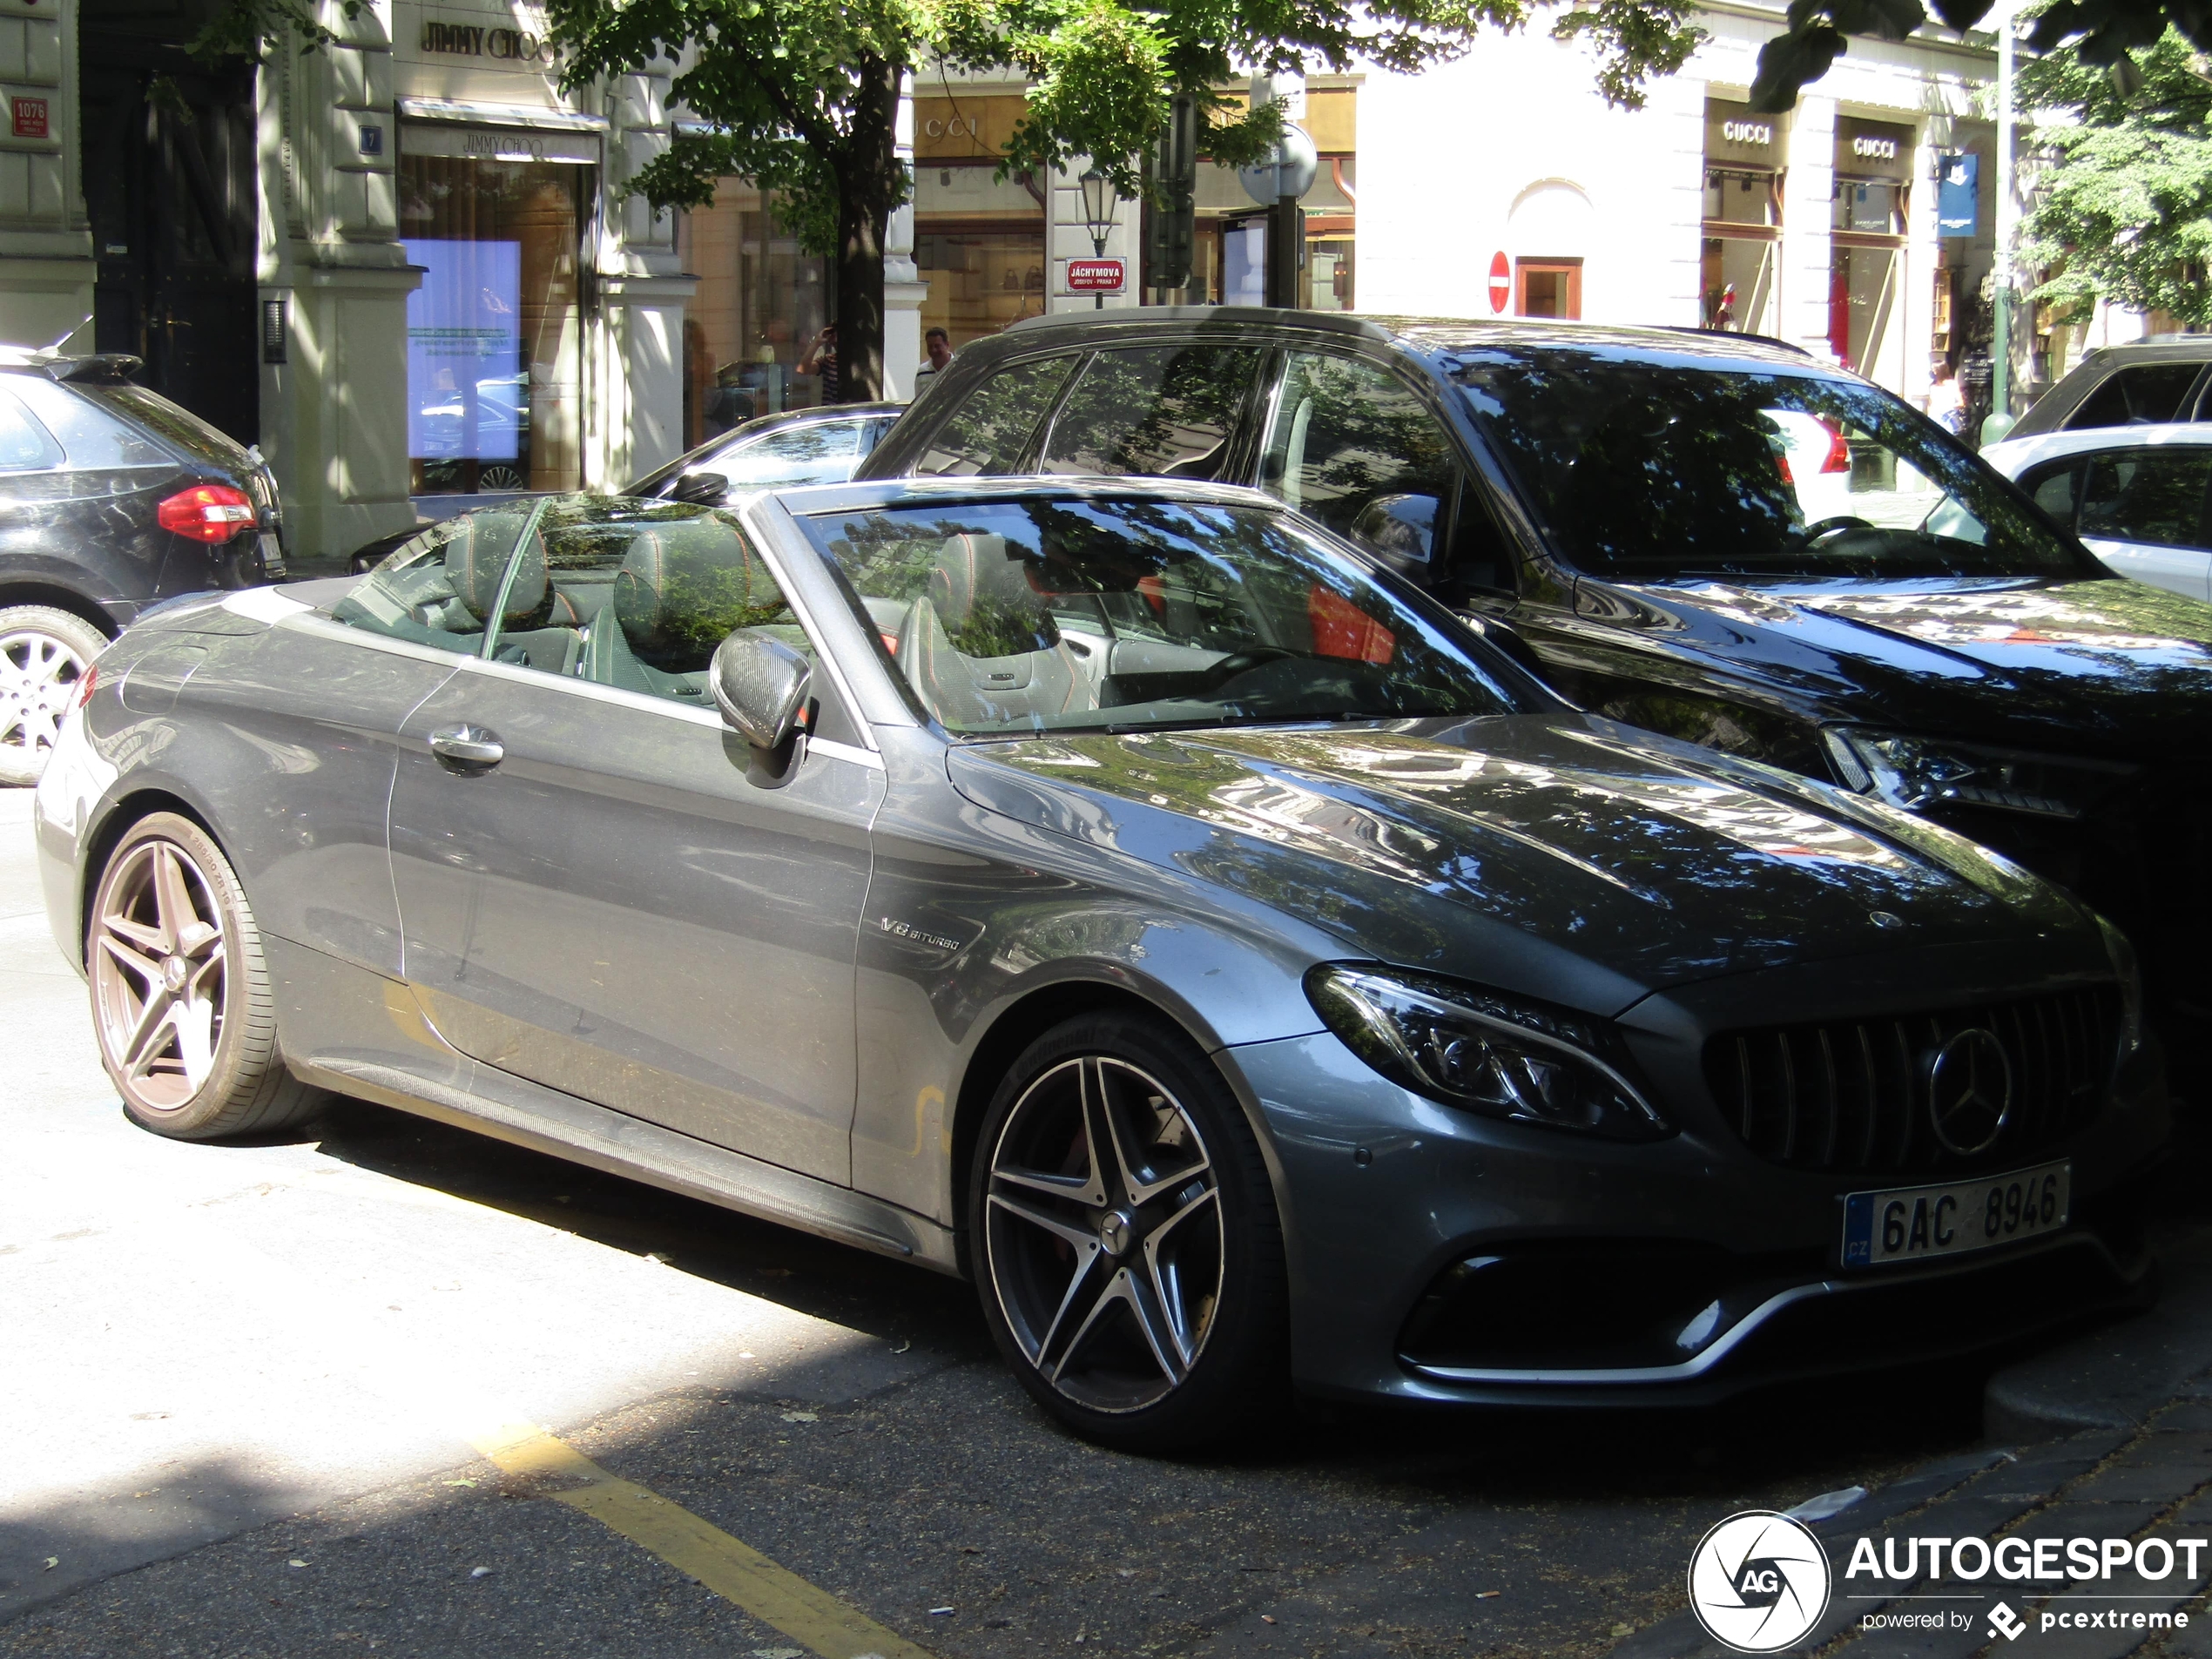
[
  {"xmin": 1198, "ymin": 647, "xmax": 1295, "ymax": 691},
  {"xmin": 1803, "ymin": 515, "xmax": 1874, "ymax": 545}
]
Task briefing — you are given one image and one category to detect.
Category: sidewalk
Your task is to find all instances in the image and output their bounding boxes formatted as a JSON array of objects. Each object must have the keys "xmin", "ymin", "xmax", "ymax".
[{"xmin": 1609, "ymin": 1217, "xmax": 2212, "ymax": 1659}]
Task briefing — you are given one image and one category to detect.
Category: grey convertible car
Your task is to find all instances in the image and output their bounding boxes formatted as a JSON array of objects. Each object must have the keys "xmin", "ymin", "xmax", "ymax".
[{"xmin": 34, "ymin": 478, "xmax": 2168, "ymax": 1448}]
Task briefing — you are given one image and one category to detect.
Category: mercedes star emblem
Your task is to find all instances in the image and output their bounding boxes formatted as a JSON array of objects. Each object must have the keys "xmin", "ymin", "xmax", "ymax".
[{"xmin": 1927, "ymin": 1028, "xmax": 2013, "ymax": 1156}]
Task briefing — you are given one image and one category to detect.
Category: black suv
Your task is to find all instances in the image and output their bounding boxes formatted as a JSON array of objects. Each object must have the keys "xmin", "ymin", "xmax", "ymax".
[
  {"xmin": 0, "ymin": 352, "xmax": 284, "ymax": 782},
  {"xmin": 860, "ymin": 308, "xmax": 2212, "ymax": 1028},
  {"xmin": 2011, "ymin": 337, "xmax": 2212, "ymax": 438}
]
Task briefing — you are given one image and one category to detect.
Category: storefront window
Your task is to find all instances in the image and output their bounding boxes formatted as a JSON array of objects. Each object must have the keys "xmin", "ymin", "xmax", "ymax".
[
  {"xmin": 915, "ymin": 219, "xmax": 1048, "ymax": 346},
  {"xmin": 678, "ymin": 180, "xmax": 833, "ymax": 448},
  {"xmin": 399, "ymin": 132, "xmax": 592, "ymax": 496},
  {"xmin": 1829, "ymin": 118, "xmax": 1914, "ymax": 388},
  {"xmin": 1702, "ymin": 101, "xmax": 1782, "ymax": 335},
  {"xmin": 911, "ymin": 99, "xmax": 1047, "ymax": 363}
]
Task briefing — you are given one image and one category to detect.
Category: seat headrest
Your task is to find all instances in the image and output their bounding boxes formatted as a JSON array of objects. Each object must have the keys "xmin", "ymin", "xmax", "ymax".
[
  {"xmin": 613, "ymin": 519, "xmax": 788, "ymax": 672},
  {"xmin": 927, "ymin": 533, "xmax": 1059, "ymax": 656},
  {"xmin": 444, "ymin": 514, "xmax": 548, "ymax": 627}
]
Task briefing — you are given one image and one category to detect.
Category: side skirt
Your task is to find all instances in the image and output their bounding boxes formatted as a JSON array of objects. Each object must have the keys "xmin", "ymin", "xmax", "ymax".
[{"xmin": 296, "ymin": 1049, "xmax": 964, "ymax": 1277}]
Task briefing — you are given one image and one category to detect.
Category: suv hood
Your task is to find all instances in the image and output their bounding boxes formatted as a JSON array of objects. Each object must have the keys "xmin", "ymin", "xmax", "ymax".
[
  {"xmin": 1604, "ymin": 574, "xmax": 2212, "ymax": 757},
  {"xmin": 947, "ymin": 714, "xmax": 2099, "ymax": 1015}
]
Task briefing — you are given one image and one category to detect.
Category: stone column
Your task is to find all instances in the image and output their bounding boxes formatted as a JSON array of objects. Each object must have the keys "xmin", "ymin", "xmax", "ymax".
[
  {"xmin": 0, "ymin": 0, "xmax": 92, "ymax": 353},
  {"xmin": 881, "ymin": 74, "xmax": 926, "ymax": 401},
  {"xmin": 595, "ymin": 60, "xmax": 696, "ymax": 483},
  {"xmin": 260, "ymin": 0, "xmax": 421, "ymax": 563},
  {"xmin": 1778, "ymin": 96, "xmax": 1837, "ymax": 361}
]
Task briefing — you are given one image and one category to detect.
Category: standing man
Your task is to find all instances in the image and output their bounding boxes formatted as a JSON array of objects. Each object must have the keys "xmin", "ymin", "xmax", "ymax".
[
  {"xmin": 798, "ymin": 323, "xmax": 840, "ymax": 404},
  {"xmin": 914, "ymin": 327, "xmax": 954, "ymax": 392}
]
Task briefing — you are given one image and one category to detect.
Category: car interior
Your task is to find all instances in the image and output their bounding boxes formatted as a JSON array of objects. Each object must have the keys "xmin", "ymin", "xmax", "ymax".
[
  {"xmin": 806, "ymin": 502, "xmax": 1517, "ymax": 737},
  {"xmin": 330, "ymin": 503, "xmax": 807, "ymax": 707}
]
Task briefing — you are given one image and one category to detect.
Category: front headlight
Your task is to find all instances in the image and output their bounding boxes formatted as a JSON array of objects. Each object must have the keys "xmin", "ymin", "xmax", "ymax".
[
  {"xmin": 2098, "ymin": 915, "xmax": 2146, "ymax": 1059},
  {"xmin": 1305, "ymin": 965, "xmax": 1671, "ymax": 1141},
  {"xmin": 1821, "ymin": 727, "xmax": 2136, "ymax": 820}
]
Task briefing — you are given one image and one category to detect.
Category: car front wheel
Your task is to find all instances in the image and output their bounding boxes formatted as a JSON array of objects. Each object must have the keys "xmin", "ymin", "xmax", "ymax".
[
  {"xmin": 970, "ymin": 1012, "xmax": 1289, "ymax": 1451},
  {"xmin": 0, "ymin": 605, "xmax": 105, "ymax": 786},
  {"xmin": 87, "ymin": 813, "xmax": 325, "ymax": 1139}
]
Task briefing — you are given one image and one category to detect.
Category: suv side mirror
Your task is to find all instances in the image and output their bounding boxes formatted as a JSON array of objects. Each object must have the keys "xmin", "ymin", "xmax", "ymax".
[
  {"xmin": 710, "ymin": 630, "xmax": 812, "ymax": 752},
  {"xmin": 670, "ymin": 471, "xmax": 729, "ymax": 506},
  {"xmin": 1349, "ymin": 493, "xmax": 1439, "ymax": 575}
]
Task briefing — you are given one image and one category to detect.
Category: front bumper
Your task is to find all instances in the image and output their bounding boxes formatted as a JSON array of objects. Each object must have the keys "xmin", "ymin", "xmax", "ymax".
[{"xmin": 1226, "ymin": 1016, "xmax": 2166, "ymax": 1406}]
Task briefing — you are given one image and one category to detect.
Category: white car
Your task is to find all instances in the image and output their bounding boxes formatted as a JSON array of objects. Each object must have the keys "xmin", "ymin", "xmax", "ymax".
[{"xmin": 1981, "ymin": 424, "xmax": 2212, "ymax": 601}]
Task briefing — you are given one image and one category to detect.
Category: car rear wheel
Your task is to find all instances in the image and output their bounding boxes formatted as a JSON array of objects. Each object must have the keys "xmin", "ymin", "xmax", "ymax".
[
  {"xmin": 970, "ymin": 1012, "xmax": 1289, "ymax": 1451},
  {"xmin": 0, "ymin": 605, "xmax": 105, "ymax": 786},
  {"xmin": 87, "ymin": 813, "xmax": 325, "ymax": 1139}
]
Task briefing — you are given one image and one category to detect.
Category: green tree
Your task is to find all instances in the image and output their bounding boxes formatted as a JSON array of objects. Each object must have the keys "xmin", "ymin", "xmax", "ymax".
[
  {"xmin": 2020, "ymin": 30, "xmax": 2212, "ymax": 328},
  {"xmin": 535, "ymin": 0, "xmax": 1710, "ymax": 402}
]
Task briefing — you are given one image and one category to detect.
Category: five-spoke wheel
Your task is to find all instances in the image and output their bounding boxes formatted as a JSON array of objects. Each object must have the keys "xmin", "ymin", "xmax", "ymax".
[
  {"xmin": 87, "ymin": 813, "xmax": 324, "ymax": 1139},
  {"xmin": 972, "ymin": 1014, "xmax": 1287, "ymax": 1449}
]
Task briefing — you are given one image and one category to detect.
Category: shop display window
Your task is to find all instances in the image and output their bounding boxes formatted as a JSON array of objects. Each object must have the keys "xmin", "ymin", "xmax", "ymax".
[
  {"xmin": 915, "ymin": 226, "xmax": 1048, "ymax": 348},
  {"xmin": 678, "ymin": 182, "xmax": 834, "ymax": 449},
  {"xmin": 399, "ymin": 150, "xmax": 590, "ymax": 496}
]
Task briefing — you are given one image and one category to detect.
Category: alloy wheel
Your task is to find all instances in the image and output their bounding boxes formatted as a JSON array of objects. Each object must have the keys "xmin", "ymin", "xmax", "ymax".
[
  {"xmin": 983, "ymin": 1055, "xmax": 1224, "ymax": 1413},
  {"xmin": 91, "ymin": 838, "xmax": 230, "ymax": 1111},
  {"xmin": 0, "ymin": 625, "xmax": 88, "ymax": 770}
]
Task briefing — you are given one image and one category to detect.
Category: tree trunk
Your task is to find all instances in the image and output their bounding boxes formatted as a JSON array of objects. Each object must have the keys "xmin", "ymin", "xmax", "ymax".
[{"xmin": 833, "ymin": 56, "xmax": 900, "ymax": 401}]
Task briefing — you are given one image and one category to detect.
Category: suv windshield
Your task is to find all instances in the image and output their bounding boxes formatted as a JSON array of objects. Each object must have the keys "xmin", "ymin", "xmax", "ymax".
[
  {"xmin": 78, "ymin": 382, "xmax": 253, "ymax": 468},
  {"xmin": 797, "ymin": 496, "xmax": 1527, "ymax": 737},
  {"xmin": 1453, "ymin": 348, "xmax": 2092, "ymax": 583}
]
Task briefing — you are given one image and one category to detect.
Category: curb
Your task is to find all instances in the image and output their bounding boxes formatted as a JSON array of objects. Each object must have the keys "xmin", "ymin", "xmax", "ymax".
[{"xmin": 1983, "ymin": 1222, "xmax": 2212, "ymax": 1441}]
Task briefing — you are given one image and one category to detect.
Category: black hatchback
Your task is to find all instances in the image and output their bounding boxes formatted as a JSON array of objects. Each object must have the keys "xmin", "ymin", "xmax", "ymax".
[
  {"xmin": 0, "ymin": 351, "xmax": 284, "ymax": 782},
  {"xmin": 860, "ymin": 309, "xmax": 2212, "ymax": 1029}
]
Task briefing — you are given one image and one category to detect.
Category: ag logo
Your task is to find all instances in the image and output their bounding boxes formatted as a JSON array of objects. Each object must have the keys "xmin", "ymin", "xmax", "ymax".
[{"xmin": 1688, "ymin": 1510, "xmax": 1831, "ymax": 1652}]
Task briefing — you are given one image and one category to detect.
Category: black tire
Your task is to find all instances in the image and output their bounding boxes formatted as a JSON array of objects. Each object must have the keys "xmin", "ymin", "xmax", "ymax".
[
  {"xmin": 968, "ymin": 1011, "xmax": 1290, "ymax": 1452},
  {"xmin": 85, "ymin": 812, "xmax": 326, "ymax": 1140},
  {"xmin": 0, "ymin": 604, "xmax": 105, "ymax": 786}
]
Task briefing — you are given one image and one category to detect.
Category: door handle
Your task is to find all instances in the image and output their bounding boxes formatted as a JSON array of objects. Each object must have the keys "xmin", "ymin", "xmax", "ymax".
[{"xmin": 428, "ymin": 725, "xmax": 504, "ymax": 770}]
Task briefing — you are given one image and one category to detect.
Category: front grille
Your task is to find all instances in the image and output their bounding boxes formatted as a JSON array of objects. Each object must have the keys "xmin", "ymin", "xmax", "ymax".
[{"xmin": 1703, "ymin": 987, "xmax": 2121, "ymax": 1175}]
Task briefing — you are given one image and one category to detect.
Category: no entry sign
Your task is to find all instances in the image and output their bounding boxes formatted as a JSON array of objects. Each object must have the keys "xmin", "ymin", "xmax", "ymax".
[
  {"xmin": 1067, "ymin": 259, "xmax": 1126, "ymax": 293},
  {"xmin": 1488, "ymin": 252, "xmax": 1511, "ymax": 314}
]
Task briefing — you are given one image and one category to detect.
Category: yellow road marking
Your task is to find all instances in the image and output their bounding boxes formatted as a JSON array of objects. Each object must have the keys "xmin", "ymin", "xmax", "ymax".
[{"xmin": 472, "ymin": 1421, "xmax": 934, "ymax": 1659}]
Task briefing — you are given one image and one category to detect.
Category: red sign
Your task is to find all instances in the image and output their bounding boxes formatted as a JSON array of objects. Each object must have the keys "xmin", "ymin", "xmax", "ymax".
[
  {"xmin": 1487, "ymin": 252, "xmax": 1511, "ymax": 314},
  {"xmin": 1066, "ymin": 258, "xmax": 1126, "ymax": 294},
  {"xmin": 11, "ymin": 98, "xmax": 48, "ymax": 140}
]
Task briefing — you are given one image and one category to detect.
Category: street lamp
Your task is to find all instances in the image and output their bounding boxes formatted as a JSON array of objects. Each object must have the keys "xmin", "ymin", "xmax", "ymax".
[
  {"xmin": 1983, "ymin": 0, "xmax": 2019, "ymax": 446},
  {"xmin": 1079, "ymin": 165, "xmax": 1119, "ymax": 309}
]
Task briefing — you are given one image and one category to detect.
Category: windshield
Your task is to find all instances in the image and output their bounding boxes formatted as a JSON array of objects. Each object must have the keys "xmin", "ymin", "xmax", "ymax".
[
  {"xmin": 796, "ymin": 497, "xmax": 1527, "ymax": 737},
  {"xmin": 1452, "ymin": 348, "xmax": 2092, "ymax": 583}
]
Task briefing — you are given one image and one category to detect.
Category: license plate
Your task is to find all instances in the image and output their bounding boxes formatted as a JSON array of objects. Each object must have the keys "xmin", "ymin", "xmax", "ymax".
[
  {"xmin": 1842, "ymin": 1161, "xmax": 2070, "ymax": 1267},
  {"xmin": 258, "ymin": 532, "xmax": 286, "ymax": 580}
]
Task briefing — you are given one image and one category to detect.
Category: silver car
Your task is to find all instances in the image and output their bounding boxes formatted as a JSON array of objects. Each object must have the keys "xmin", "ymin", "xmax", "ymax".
[{"xmin": 33, "ymin": 479, "xmax": 2166, "ymax": 1449}]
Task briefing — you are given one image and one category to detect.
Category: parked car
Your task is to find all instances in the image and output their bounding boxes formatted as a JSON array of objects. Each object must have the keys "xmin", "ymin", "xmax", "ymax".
[
  {"xmin": 2008, "ymin": 337, "xmax": 2212, "ymax": 441},
  {"xmin": 1981, "ymin": 425, "xmax": 2212, "ymax": 602},
  {"xmin": 35, "ymin": 478, "xmax": 2165, "ymax": 1448},
  {"xmin": 344, "ymin": 405, "xmax": 902, "ymax": 575},
  {"xmin": 860, "ymin": 310, "xmax": 2212, "ymax": 1028},
  {"xmin": 0, "ymin": 350, "xmax": 285, "ymax": 784},
  {"xmin": 625, "ymin": 402, "xmax": 901, "ymax": 505}
]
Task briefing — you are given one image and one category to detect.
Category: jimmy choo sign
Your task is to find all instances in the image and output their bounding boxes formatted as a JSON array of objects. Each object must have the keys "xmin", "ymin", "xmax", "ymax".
[{"xmin": 419, "ymin": 20, "xmax": 556, "ymax": 61}]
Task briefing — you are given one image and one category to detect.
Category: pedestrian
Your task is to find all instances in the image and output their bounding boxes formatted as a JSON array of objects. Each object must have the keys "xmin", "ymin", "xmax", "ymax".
[
  {"xmin": 798, "ymin": 323, "xmax": 840, "ymax": 404},
  {"xmin": 1926, "ymin": 360, "xmax": 1966, "ymax": 435},
  {"xmin": 914, "ymin": 327, "xmax": 954, "ymax": 390}
]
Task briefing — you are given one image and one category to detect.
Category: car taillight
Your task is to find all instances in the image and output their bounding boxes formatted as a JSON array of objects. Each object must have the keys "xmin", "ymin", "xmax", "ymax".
[
  {"xmin": 1820, "ymin": 423, "xmax": 1851, "ymax": 474},
  {"xmin": 74, "ymin": 664, "xmax": 98, "ymax": 708},
  {"xmin": 157, "ymin": 484, "xmax": 256, "ymax": 543}
]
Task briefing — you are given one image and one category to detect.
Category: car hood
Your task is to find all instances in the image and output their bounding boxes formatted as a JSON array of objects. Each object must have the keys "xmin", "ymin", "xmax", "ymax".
[
  {"xmin": 947, "ymin": 714, "xmax": 2098, "ymax": 1015},
  {"xmin": 1600, "ymin": 573, "xmax": 2212, "ymax": 757}
]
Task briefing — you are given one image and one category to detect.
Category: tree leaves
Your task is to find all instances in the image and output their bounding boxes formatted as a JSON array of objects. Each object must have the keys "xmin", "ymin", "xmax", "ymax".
[{"xmin": 2022, "ymin": 29, "xmax": 2212, "ymax": 328}]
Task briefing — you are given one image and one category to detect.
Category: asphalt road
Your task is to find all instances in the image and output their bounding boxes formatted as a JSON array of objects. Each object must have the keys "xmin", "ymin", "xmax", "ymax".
[{"xmin": 0, "ymin": 783, "xmax": 2009, "ymax": 1658}]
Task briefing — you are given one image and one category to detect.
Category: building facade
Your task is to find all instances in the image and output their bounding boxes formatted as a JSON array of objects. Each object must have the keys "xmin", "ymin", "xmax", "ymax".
[{"xmin": 0, "ymin": 0, "xmax": 2182, "ymax": 563}]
